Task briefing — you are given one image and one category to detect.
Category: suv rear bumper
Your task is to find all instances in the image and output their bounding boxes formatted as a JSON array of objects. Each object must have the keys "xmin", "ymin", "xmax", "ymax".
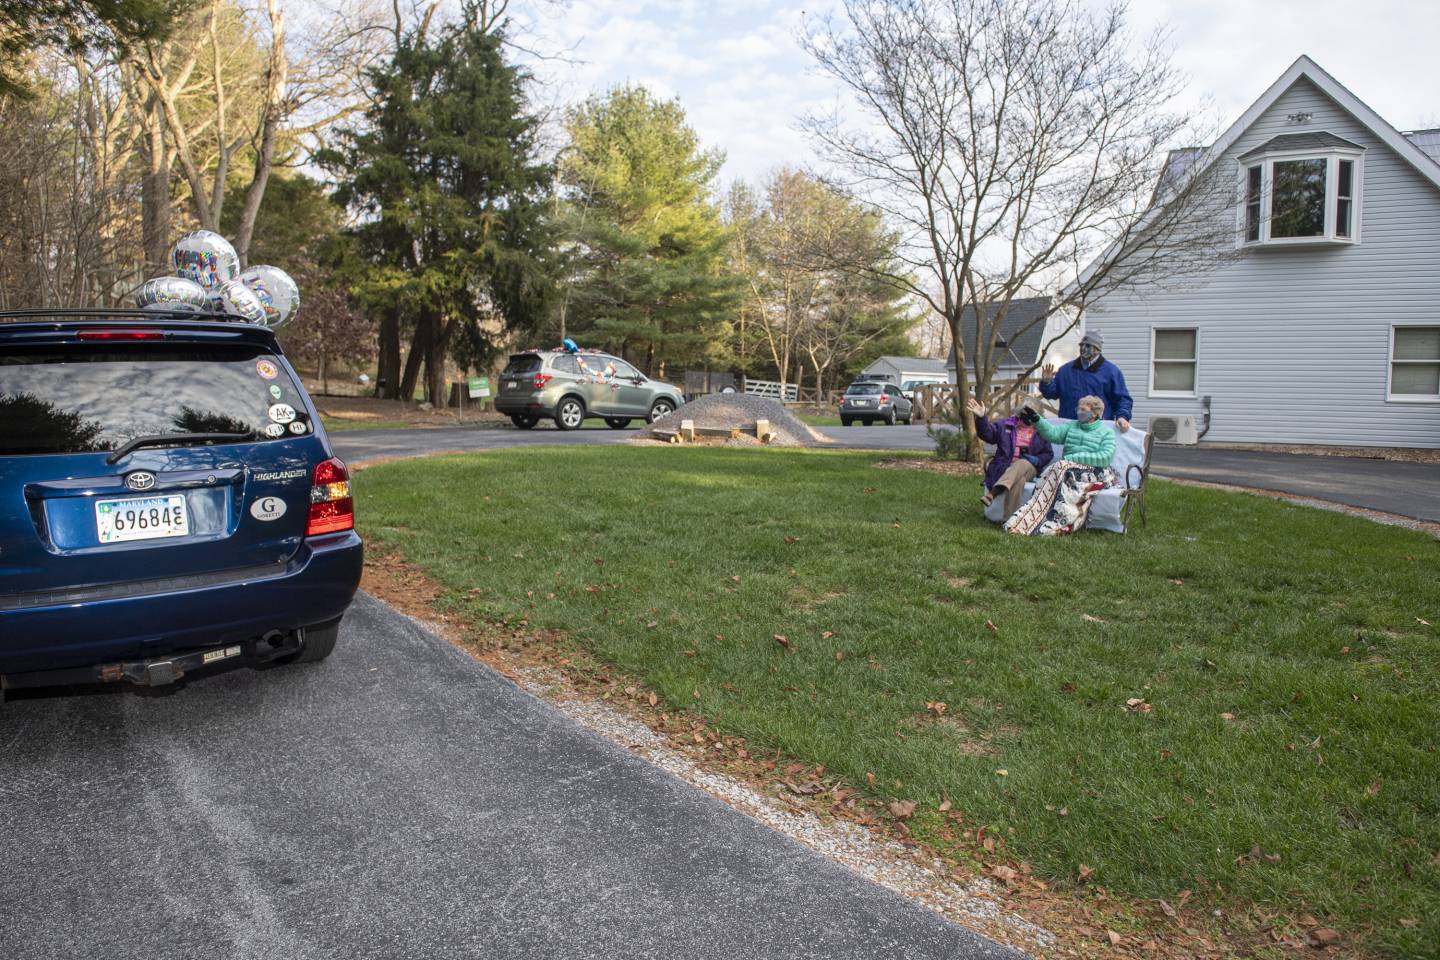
[
  {"xmin": 494, "ymin": 393, "xmax": 549, "ymax": 416},
  {"xmin": 0, "ymin": 531, "xmax": 362, "ymax": 675}
]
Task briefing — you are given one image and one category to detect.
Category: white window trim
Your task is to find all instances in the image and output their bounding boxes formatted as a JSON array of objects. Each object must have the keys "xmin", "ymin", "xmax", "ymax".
[
  {"xmin": 1386, "ymin": 324, "xmax": 1440, "ymax": 404},
  {"xmin": 1148, "ymin": 325, "xmax": 1199, "ymax": 399},
  {"xmin": 1236, "ymin": 147, "xmax": 1364, "ymax": 247}
]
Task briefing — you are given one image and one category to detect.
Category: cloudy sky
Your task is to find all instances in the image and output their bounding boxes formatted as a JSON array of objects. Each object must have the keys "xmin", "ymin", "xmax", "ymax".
[{"xmin": 533, "ymin": 0, "xmax": 1439, "ymax": 186}]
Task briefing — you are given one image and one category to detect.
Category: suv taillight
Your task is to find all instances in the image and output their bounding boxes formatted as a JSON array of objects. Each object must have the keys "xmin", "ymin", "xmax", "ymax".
[
  {"xmin": 306, "ymin": 457, "xmax": 353, "ymax": 536},
  {"xmin": 532, "ymin": 373, "xmax": 552, "ymax": 389},
  {"xmin": 878, "ymin": 393, "xmax": 889, "ymax": 404}
]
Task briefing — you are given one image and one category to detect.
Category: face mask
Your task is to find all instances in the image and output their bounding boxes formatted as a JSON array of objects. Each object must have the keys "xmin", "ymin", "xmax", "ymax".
[
  {"xmin": 1079, "ymin": 346, "xmax": 1098, "ymax": 364},
  {"xmin": 1018, "ymin": 408, "xmax": 1039, "ymax": 425},
  {"xmin": 1077, "ymin": 409, "xmax": 1096, "ymax": 424}
]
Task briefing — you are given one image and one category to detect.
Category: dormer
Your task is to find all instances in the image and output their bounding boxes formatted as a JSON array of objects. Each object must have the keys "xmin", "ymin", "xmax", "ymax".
[{"xmin": 1238, "ymin": 132, "xmax": 1365, "ymax": 247}]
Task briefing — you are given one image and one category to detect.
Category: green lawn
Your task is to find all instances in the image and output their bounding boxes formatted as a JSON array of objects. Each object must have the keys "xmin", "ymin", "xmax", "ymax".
[
  {"xmin": 320, "ymin": 416, "xmax": 416, "ymax": 432},
  {"xmin": 797, "ymin": 412, "xmax": 843, "ymax": 427},
  {"xmin": 356, "ymin": 446, "xmax": 1439, "ymax": 956}
]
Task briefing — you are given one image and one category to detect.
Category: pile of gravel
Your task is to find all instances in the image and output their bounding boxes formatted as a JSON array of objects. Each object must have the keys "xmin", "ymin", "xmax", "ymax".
[{"xmin": 634, "ymin": 394, "xmax": 830, "ymax": 447}]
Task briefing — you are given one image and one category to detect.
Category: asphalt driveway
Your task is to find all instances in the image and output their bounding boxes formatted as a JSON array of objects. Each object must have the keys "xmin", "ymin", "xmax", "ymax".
[
  {"xmin": 0, "ymin": 592, "xmax": 1023, "ymax": 960},
  {"xmin": 330, "ymin": 423, "xmax": 1437, "ymax": 522}
]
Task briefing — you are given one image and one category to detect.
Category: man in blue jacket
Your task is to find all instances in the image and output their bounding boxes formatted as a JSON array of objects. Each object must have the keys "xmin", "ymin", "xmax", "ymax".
[{"xmin": 1039, "ymin": 329, "xmax": 1133, "ymax": 432}]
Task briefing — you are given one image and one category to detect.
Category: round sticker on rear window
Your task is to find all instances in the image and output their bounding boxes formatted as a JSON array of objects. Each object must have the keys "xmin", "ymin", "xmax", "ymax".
[
  {"xmin": 249, "ymin": 496, "xmax": 287, "ymax": 522},
  {"xmin": 268, "ymin": 402, "xmax": 296, "ymax": 424},
  {"xmin": 288, "ymin": 420, "xmax": 309, "ymax": 435},
  {"xmin": 256, "ymin": 359, "xmax": 279, "ymax": 380},
  {"xmin": 263, "ymin": 422, "xmax": 286, "ymax": 439}
]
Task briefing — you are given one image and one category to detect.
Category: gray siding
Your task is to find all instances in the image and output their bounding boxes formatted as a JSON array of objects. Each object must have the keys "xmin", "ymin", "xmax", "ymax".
[{"xmin": 1089, "ymin": 78, "xmax": 1440, "ymax": 448}]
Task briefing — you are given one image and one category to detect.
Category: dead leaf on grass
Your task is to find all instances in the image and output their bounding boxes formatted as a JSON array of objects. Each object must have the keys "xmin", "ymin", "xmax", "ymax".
[
  {"xmin": 1080, "ymin": 613, "xmax": 1106, "ymax": 623},
  {"xmin": 889, "ymin": 799, "xmax": 917, "ymax": 820},
  {"xmin": 994, "ymin": 768, "xmax": 1008, "ymax": 776},
  {"xmin": 938, "ymin": 796, "xmax": 952, "ymax": 812},
  {"xmin": 1158, "ymin": 899, "xmax": 1177, "ymax": 918},
  {"xmin": 1308, "ymin": 928, "xmax": 1340, "ymax": 947},
  {"xmin": 1365, "ymin": 780, "xmax": 1383, "ymax": 796},
  {"xmin": 821, "ymin": 630, "xmax": 835, "ymax": 639},
  {"xmin": 1418, "ymin": 617, "xmax": 1432, "ymax": 627},
  {"xmin": 865, "ymin": 772, "xmax": 876, "ymax": 785},
  {"xmin": 1105, "ymin": 929, "xmax": 1122, "ymax": 946},
  {"xmin": 647, "ymin": 691, "xmax": 658, "ymax": 707},
  {"xmin": 989, "ymin": 864, "xmax": 1019, "ymax": 885},
  {"xmin": 1078, "ymin": 863, "xmax": 1095, "ymax": 882},
  {"xmin": 926, "ymin": 701, "xmax": 947, "ymax": 717},
  {"xmin": 773, "ymin": 634, "xmax": 790, "ymax": 650},
  {"xmin": 1124, "ymin": 698, "xmax": 1153, "ymax": 714},
  {"xmin": 783, "ymin": 535, "xmax": 800, "ymax": 545},
  {"xmin": 1220, "ymin": 712, "xmax": 1236, "ymax": 721},
  {"xmin": 984, "ymin": 619, "xmax": 998, "ymax": 633}
]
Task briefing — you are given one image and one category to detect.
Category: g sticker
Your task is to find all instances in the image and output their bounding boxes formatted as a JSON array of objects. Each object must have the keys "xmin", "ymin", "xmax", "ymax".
[
  {"xmin": 269, "ymin": 384, "xmax": 283, "ymax": 400},
  {"xmin": 288, "ymin": 420, "xmax": 309, "ymax": 435},
  {"xmin": 263, "ymin": 423, "xmax": 286, "ymax": 439},
  {"xmin": 255, "ymin": 359, "xmax": 279, "ymax": 380},
  {"xmin": 268, "ymin": 403, "xmax": 297, "ymax": 424},
  {"xmin": 249, "ymin": 496, "xmax": 287, "ymax": 522}
]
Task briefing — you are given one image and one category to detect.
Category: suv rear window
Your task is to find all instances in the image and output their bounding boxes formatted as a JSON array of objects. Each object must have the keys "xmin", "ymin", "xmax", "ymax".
[
  {"xmin": 503, "ymin": 354, "xmax": 543, "ymax": 376},
  {"xmin": 0, "ymin": 342, "xmax": 309, "ymax": 456},
  {"xmin": 846, "ymin": 383, "xmax": 882, "ymax": 395}
]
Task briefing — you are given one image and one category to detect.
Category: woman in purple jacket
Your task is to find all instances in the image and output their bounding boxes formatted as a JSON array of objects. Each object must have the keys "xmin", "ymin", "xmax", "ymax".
[{"xmin": 966, "ymin": 396, "xmax": 1055, "ymax": 519}]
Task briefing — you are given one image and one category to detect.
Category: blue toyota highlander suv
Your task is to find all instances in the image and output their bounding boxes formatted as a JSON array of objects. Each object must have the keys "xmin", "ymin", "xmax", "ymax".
[{"xmin": 0, "ymin": 311, "xmax": 363, "ymax": 694}]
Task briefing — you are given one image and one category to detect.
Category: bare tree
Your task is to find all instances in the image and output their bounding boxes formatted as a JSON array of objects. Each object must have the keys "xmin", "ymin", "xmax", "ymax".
[
  {"xmin": 131, "ymin": 0, "xmax": 388, "ymax": 265},
  {"xmin": 801, "ymin": 0, "xmax": 1235, "ymax": 446}
]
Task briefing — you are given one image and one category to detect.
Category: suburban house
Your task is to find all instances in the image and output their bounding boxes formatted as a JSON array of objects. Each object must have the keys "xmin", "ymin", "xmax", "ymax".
[
  {"xmin": 1081, "ymin": 56, "xmax": 1440, "ymax": 448},
  {"xmin": 945, "ymin": 297, "xmax": 1083, "ymax": 390},
  {"xmin": 859, "ymin": 356, "xmax": 950, "ymax": 389}
]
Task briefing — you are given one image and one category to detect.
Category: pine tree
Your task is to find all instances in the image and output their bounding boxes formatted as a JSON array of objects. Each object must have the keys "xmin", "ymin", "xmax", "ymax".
[
  {"xmin": 321, "ymin": 5, "xmax": 554, "ymax": 403},
  {"xmin": 557, "ymin": 85, "xmax": 738, "ymax": 378}
]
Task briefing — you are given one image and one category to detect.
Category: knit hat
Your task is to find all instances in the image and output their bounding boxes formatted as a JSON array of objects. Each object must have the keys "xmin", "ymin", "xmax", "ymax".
[{"xmin": 1080, "ymin": 329, "xmax": 1104, "ymax": 349}]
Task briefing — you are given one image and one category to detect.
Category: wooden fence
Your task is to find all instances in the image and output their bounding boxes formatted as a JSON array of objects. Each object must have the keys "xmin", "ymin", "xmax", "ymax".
[{"xmin": 910, "ymin": 379, "xmax": 1058, "ymax": 424}]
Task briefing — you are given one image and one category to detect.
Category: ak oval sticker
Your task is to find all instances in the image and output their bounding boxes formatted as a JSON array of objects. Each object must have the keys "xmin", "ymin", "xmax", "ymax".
[
  {"xmin": 249, "ymin": 496, "xmax": 287, "ymax": 522},
  {"xmin": 267, "ymin": 402, "xmax": 297, "ymax": 424}
]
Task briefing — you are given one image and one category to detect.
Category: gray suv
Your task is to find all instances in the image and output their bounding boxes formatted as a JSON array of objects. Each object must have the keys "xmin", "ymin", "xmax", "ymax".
[
  {"xmin": 839, "ymin": 381, "xmax": 912, "ymax": 426},
  {"xmin": 495, "ymin": 350, "xmax": 684, "ymax": 430}
]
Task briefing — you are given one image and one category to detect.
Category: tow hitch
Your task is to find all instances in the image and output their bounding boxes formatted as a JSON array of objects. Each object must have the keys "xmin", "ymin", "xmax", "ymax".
[
  {"xmin": 0, "ymin": 631, "xmax": 303, "ymax": 691},
  {"xmin": 96, "ymin": 643, "xmax": 248, "ymax": 686}
]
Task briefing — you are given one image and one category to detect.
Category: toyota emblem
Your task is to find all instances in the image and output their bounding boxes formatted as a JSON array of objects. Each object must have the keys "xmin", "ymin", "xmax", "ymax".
[{"xmin": 125, "ymin": 471, "xmax": 156, "ymax": 491}]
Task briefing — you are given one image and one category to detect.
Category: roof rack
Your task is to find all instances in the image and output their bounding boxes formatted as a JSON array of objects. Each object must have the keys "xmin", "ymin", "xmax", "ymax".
[{"xmin": 0, "ymin": 307, "xmax": 252, "ymax": 323}]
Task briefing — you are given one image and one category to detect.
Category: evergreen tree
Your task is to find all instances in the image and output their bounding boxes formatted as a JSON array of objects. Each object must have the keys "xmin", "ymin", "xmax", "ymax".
[
  {"xmin": 321, "ymin": 5, "xmax": 554, "ymax": 403},
  {"xmin": 558, "ymin": 85, "xmax": 738, "ymax": 378}
]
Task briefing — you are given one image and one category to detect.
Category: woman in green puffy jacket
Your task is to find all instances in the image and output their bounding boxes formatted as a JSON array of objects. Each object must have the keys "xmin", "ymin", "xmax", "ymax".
[{"xmin": 1003, "ymin": 396, "xmax": 1118, "ymax": 536}]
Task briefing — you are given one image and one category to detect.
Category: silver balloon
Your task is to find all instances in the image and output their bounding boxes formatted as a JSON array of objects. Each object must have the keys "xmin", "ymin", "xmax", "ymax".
[
  {"xmin": 171, "ymin": 230, "xmax": 240, "ymax": 290},
  {"xmin": 207, "ymin": 279, "xmax": 268, "ymax": 325},
  {"xmin": 239, "ymin": 265, "xmax": 301, "ymax": 327},
  {"xmin": 134, "ymin": 276, "xmax": 209, "ymax": 314}
]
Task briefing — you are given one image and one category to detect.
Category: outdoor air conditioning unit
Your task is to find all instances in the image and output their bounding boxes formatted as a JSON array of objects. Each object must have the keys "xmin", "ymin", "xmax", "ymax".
[{"xmin": 1149, "ymin": 414, "xmax": 1198, "ymax": 445}]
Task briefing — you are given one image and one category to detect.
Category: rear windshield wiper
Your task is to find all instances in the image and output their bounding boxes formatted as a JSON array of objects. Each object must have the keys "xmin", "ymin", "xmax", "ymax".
[{"xmin": 106, "ymin": 432, "xmax": 251, "ymax": 465}]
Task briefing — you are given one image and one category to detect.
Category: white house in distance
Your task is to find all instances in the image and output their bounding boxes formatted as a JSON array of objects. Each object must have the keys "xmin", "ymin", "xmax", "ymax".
[
  {"xmin": 945, "ymin": 297, "xmax": 1084, "ymax": 389},
  {"xmin": 1082, "ymin": 56, "xmax": 1440, "ymax": 448},
  {"xmin": 858, "ymin": 355, "xmax": 950, "ymax": 390}
]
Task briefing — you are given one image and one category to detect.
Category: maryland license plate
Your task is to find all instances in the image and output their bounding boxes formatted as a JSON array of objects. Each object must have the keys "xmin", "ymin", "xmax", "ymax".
[{"xmin": 96, "ymin": 495, "xmax": 190, "ymax": 544}]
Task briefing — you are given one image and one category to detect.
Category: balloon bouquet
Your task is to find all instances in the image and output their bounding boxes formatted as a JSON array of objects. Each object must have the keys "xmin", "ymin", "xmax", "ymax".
[{"xmin": 132, "ymin": 230, "xmax": 300, "ymax": 328}]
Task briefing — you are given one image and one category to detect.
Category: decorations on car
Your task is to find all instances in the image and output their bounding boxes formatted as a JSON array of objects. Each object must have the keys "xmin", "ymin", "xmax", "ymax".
[
  {"xmin": 171, "ymin": 230, "xmax": 240, "ymax": 288},
  {"xmin": 238, "ymin": 264, "xmax": 300, "ymax": 327},
  {"xmin": 129, "ymin": 231, "xmax": 302, "ymax": 327},
  {"xmin": 134, "ymin": 276, "xmax": 210, "ymax": 314}
]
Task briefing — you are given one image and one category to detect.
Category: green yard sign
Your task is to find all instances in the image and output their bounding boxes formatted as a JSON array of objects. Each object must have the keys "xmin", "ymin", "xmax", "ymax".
[{"xmin": 468, "ymin": 376, "xmax": 490, "ymax": 398}]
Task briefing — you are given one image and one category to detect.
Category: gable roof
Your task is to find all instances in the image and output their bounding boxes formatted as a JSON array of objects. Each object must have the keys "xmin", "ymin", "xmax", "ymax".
[
  {"xmin": 870, "ymin": 356, "xmax": 950, "ymax": 374},
  {"xmin": 1237, "ymin": 131, "xmax": 1364, "ymax": 160},
  {"xmin": 944, "ymin": 297, "xmax": 1052, "ymax": 371},
  {"xmin": 1199, "ymin": 56, "xmax": 1440, "ymax": 190},
  {"xmin": 1071, "ymin": 56, "xmax": 1440, "ymax": 293}
]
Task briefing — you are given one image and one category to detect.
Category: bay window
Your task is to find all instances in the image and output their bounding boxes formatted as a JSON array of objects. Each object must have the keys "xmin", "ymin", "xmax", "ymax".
[{"xmin": 1238, "ymin": 133, "xmax": 1363, "ymax": 246}]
